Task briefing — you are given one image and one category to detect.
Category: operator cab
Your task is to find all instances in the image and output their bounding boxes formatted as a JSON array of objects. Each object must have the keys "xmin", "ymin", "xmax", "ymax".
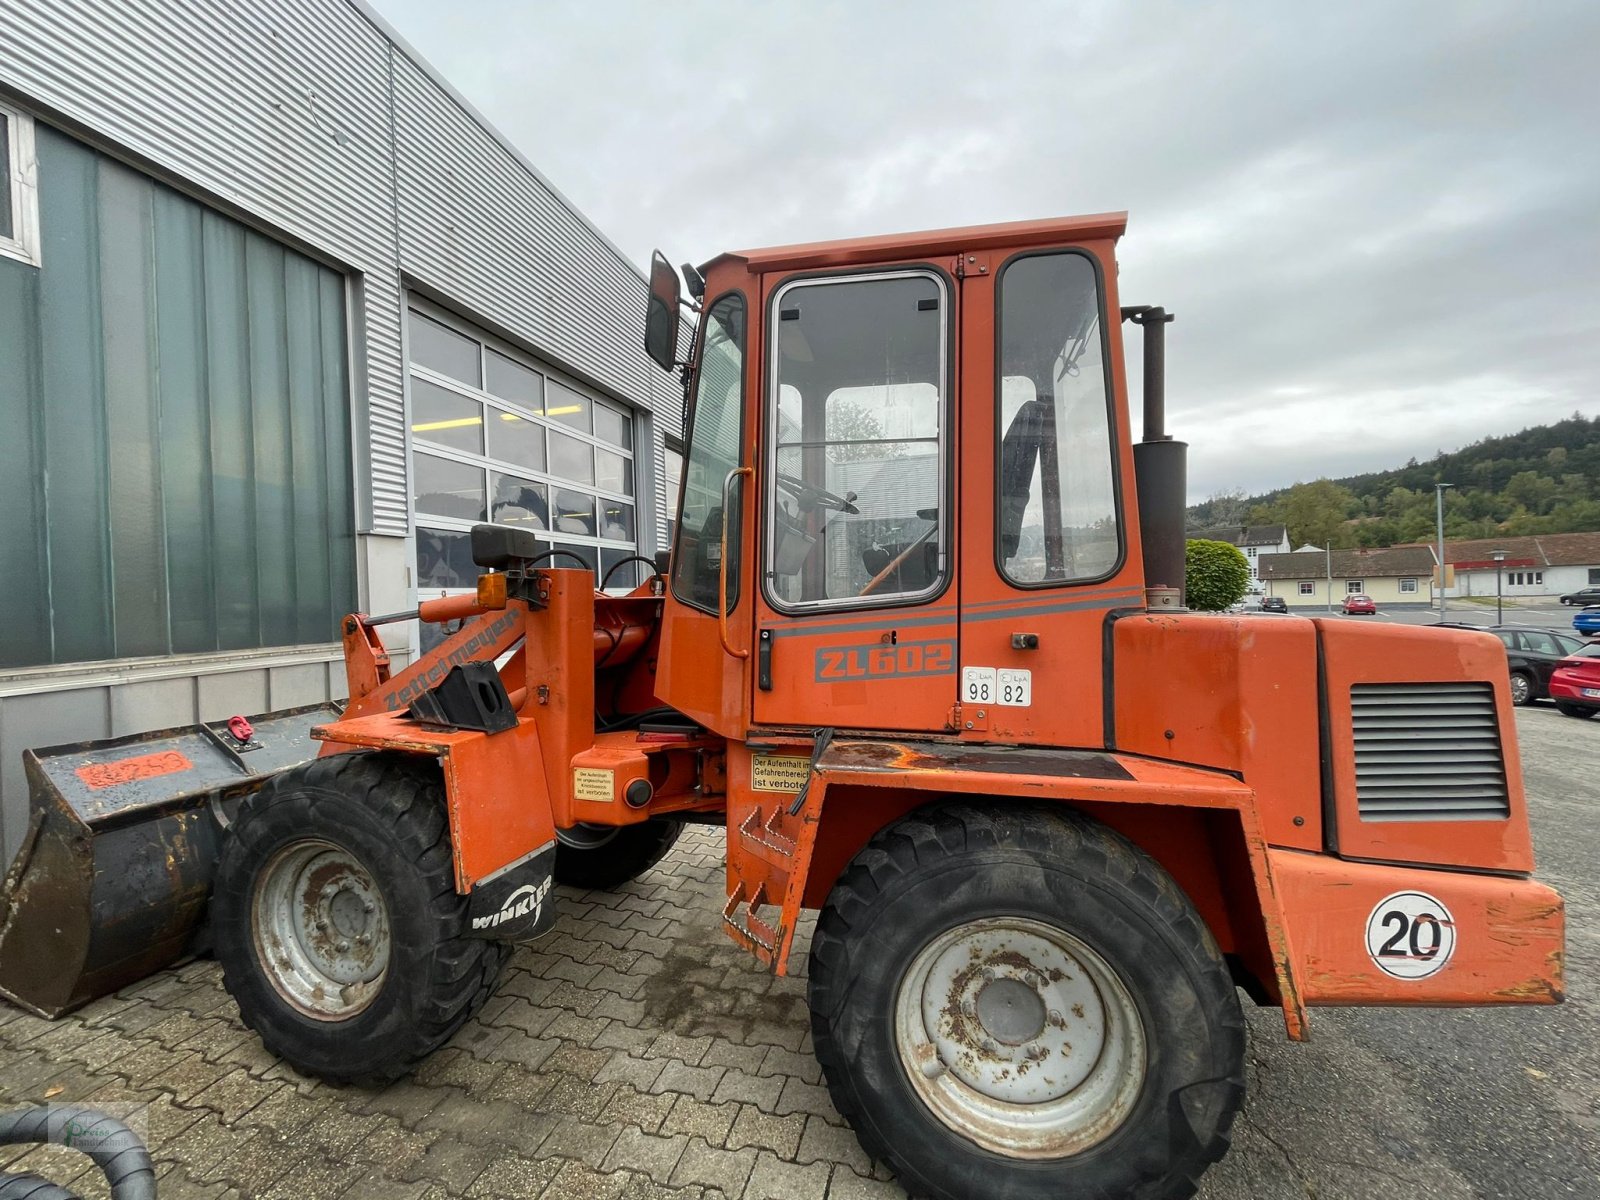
[{"xmin": 649, "ymin": 215, "xmax": 1176, "ymax": 749}]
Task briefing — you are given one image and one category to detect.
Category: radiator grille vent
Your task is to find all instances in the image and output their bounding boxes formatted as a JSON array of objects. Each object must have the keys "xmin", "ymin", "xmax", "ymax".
[{"xmin": 1350, "ymin": 683, "xmax": 1509, "ymax": 822}]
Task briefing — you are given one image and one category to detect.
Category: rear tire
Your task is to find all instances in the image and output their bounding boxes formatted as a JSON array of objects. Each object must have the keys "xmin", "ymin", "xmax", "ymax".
[
  {"xmin": 212, "ymin": 753, "xmax": 507, "ymax": 1086},
  {"xmin": 1555, "ymin": 702, "xmax": 1598, "ymax": 719},
  {"xmin": 553, "ymin": 819, "xmax": 681, "ymax": 889},
  {"xmin": 1508, "ymin": 671, "xmax": 1534, "ymax": 706},
  {"xmin": 809, "ymin": 803, "xmax": 1244, "ymax": 1200}
]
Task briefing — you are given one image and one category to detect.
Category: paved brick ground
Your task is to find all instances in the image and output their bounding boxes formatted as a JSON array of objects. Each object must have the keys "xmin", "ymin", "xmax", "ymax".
[
  {"xmin": 0, "ymin": 827, "xmax": 918, "ymax": 1199},
  {"xmin": 0, "ymin": 817, "xmax": 1524, "ymax": 1200}
]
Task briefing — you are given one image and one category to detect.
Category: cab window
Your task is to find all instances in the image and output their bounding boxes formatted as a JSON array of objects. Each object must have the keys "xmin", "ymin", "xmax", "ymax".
[
  {"xmin": 996, "ymin": 252, "xmax": 1120, "ymax": 585},
  {"xmin": 671, "ymin": 293, "xmax": 745, "ymax": 613},
  {"xmin": 765, "ymin": 271, "xmax": 947, "ymax": 610}
]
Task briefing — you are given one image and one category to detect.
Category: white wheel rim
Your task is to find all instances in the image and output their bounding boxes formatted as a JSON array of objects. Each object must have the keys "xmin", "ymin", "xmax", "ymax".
[
  {"xmin": 1510, "ymin": 675, "xmax": 1530, "ymax": 703},
  {"xmin": 251, "ymin": 838, "xmax": 391, "ymax": 1020},
  {"xmin": 894, "ymin": 916, "xmax": 1146, "ymax": 1158}
]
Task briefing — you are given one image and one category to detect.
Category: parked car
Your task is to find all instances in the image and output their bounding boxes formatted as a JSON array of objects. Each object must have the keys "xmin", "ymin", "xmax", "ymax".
[
  {"xmin": 1548, "ymin": 642, "xmax": 1600, "ymax": 719},
  {"xmin": 1259, "ymin": 596, "xmax": 1288, "ymax": 613},
  {"xmin": 1342, "ymin": 593, "xmax": 1377, "ymax": 615},
  {"xmin": 1473, "ymin": 626, "xmax": 1591, "ymax": 706},
  {"xmin": 1574, "ymin": 606, "xmax": 1600, "ymax": 637},
  {"xmin": 1559, "ymin": 586, "xmax": 1600, "ymax": 607}
]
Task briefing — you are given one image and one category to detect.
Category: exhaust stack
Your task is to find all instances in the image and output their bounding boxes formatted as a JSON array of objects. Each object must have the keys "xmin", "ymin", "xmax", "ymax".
[{"xmin": 1123, "ymin": 306, "xmax": 1188, "ymax": 606}]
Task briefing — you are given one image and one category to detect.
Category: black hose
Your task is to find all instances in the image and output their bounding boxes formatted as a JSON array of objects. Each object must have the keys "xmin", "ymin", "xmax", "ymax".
[
  {"xmin": 0, "ymin": 1108, "xmax": 155, "ymax": 1200},
  {"xmin": 600, "ymin": 554, "xmax": 660, "ymax": 590},
  {"xmin": 526, "ymin": 550, "xmax": 593, "ymax": 570},
  {"xmin": 0, "ymin": 1172, "xmax": 82, "ymax": 1199}
]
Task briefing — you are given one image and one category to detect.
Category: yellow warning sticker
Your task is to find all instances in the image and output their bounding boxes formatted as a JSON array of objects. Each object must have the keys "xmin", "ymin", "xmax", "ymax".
[
  {"xmin": 750, "ymin": 755, "xmax": 810, "ymax": 793},
  {"xmin": 573, "ymin": 768, "xmax": 615, "ymax": 801}
]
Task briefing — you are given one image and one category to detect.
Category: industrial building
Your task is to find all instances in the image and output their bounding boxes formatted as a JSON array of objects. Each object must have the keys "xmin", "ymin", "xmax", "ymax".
[{"xmin": 0, "ymin": 0, "xmax": 679, "ymax": 860}]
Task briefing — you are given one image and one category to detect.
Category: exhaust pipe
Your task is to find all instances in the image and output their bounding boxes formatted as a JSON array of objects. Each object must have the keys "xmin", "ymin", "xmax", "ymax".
[{"xmin": 1123, "ymin": 306, "xmax": 1188, "ymax": 607}]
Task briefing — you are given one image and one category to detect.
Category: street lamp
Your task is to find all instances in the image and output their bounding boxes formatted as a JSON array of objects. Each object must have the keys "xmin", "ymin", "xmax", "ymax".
[
  {"xmin": 1492, "ymin": 550, "xmax": 1507, "ymax": 624},
  {"xmin": 1435, "ymin": 483, "xmax": 1452, "ymax": 620}
]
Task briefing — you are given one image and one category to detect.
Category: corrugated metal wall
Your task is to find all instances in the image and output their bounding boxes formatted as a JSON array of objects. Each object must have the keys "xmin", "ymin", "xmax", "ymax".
[
  {"xmin": 0, "ymin": 0, "xmax": 683, "ymax": 860},
  {"xmin": 0, "ymin": 0, "xmax": 673, "ymax": 539}
]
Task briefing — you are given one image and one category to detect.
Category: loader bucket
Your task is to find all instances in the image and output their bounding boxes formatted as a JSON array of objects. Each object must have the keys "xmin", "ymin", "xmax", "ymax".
[{"xmin": 0, "ymin": 704, "xmax": 340, "ymax": 1018}]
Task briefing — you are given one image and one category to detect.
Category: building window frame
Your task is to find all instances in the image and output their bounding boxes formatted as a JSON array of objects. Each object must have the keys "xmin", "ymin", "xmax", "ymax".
[
  {"xmin": 404, "ymin": 299, "xmax": 639, "ymax": 591},
  {"xmin": 0, "ymin": 102, "xmax": 41, "ymax": 268},
  {"xmin": 1346, "ymin": 579, "xmax": 1365, "ymax": 594},
  {"xmin": 1298, "ymin": 581, "xmax": 1315, "ymax": 596},
  {"xmin": 1400, "ymin": 577, "xmax": 1418, "ymax": 594}
]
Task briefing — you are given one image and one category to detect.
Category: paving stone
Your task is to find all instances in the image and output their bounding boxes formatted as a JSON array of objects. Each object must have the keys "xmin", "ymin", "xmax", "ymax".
[
  {"xmin": 258, "ymin": 1154, "xmax": 368, "ymax": 1199},
  {"xmin": 188, "ymin": 1068, "xmax": 283, "ymax": 1122},
  {"xmin": 547, "ymin": 976, "xmax": 609, "ymax": 1015},
  {"xmin": 539, "ymin": 1158, "xmax": 631, "ymax": 1200},
  {"xmin": 548, "ymin": 1010, "xmax": 611, "ymax": 1045},
  {"xmin": 699, "ymin": 1041, "xmax": 761, "ymax": 1072},
  {"xmin": 340, "ymin": 1171, "xmax": 439, "ymax": 1200},
  {"xmin": 646, "ymin": 1033, "xmax": 715, "ymax": 1066},
  {"xmin": 725, "ymin": 1106, "xmax": 806, "ymax": 1159},
  {"xmin": 543, "ymin": 1074, "xmax": 619, "ymax": 1120},
  {"xmin": 668, "ymin": 1138, "xmax": 757, "ymax": 1196},
  {"xmin": 544, "ymin": 1043, "xmax": 612, "ymax": 1081},
  {"xmin": 660, "ymin": 1097, "xmax": 739, "ymax": 1145},
  {"xmin": 599, "ymin": 1085, "xmax": 678, "ymax": 1134},
  {"xmin": 756, "ymin": 1046, "xmax": 821, "ymax": 1085},
  {"xmin": 823, "ymin": 1167, "xmax": 908, "ymax": 1199},
  {"xmin": 794, "ymin": 1116, "xmax": 873, "ymax": 1174},
  {"xmin": 710, "ymin": 1068, "xmax": 784, "ymax": 1112},
  {"xmin": 539, "ymin": 1116, "xmax": 622, "ymax": 1167},
  {"xmin": 596, "ymin": 1052, "xmax": 666, "ymax": 1091},
  {"xmin": 544, "ymin": 956, "xmax": 604, "ymax": 987},
  {"xmin": 148, "ymin": 1050, "xmax": 230, "ymax": 1104},
  {"xmin": 593, "ymin": 1021, "xmax": 657, "ymax": 1054},
  {"xmin": 394, "ymin": 1133, "xmax": 496, "ymax": 1194},
  {"xmin": 418, "ymin": 1094, "xmax": 552, "ymax": 1151},
  {"xmin": 415, "ymin": 1048, "xmax": 507, "ymax": 1092},
  {"xmin": 742, "ymin": 1151, "xmax": 832, "ymax": 1200},
  {"xmin": 479, "ymin": 994, "xmax": 560, "ymax": 1037},
  {"xmin": 463, "ymin": 1152, "xmax": 563, "ymax": 1198},
  {"xmin": 772, "ymin": 1078, "xmax": 837, "ymax": 1121},
  {"xmin": 650, "ymin": 1061, "xmax": 724, "ymax": 1102},
  {"xmin": 356, "ymin": 1079, "xmax": 448, "ymax": 1125},
  {"xmin": 617, "ymin": 1175, "xmax": 706, "ymax": 1200},
  {"xmin": 602, "ymin": 1124, "xmax": 689, "ymax": 1184},
  {"xmin": 198, "ymin": 1125, "xmax": 300, "ymax": 1194},
  {"xmin": 351, "ymin": 1114, "xmax": 442, "ymax": 1176}
]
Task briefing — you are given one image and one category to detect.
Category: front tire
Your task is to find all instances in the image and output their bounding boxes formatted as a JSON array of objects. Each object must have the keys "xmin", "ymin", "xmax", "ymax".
[
  {"xmin": 809, "ymin": 803, "xmax": 1244, "ymax": 1200},
  {"xmin": 212, "ymin": 753, "xmax": 507, "ymax": 1086}
]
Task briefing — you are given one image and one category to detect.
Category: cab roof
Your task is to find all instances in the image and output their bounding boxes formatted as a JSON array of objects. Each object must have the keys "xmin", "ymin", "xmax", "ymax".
[{"xmin": 703, "ymin": 211, "xmax": 1128, "ymax": 275}]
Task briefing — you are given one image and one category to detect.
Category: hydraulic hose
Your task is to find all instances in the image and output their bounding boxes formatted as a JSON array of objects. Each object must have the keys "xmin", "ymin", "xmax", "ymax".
[{"xmin": 0, "ymin": 1107, "xmax": 155, "ymax": 1200}]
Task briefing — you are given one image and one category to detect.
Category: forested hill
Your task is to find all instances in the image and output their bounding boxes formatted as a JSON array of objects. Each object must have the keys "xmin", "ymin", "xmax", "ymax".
[{"xmin": 1188, "ymin": 413, "xmax": 1600, "ymax": 549}]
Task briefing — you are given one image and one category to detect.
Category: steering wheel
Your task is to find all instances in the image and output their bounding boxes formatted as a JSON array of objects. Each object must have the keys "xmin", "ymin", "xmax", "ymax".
[{"xmin": 776, "ymin": 471, "xmax": 859, "ymax": 515}]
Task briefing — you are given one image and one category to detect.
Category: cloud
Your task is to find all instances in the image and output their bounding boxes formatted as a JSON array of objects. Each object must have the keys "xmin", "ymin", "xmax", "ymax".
[{"xmin": 370, "ymin": 0, "xmax": 1600, "ymax": 500}]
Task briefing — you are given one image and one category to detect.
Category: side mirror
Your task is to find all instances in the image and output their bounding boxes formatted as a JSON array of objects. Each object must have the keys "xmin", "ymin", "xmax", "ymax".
[{"xmin": 645, "ymin": 251, "xmax": 681, "ymax": 371}]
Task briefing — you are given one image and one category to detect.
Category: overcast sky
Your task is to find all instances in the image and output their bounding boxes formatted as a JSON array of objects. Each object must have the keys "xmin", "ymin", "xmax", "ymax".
[{"xmin": 370, "ymin": 0, "xmax": 1598, "ymax": 502}]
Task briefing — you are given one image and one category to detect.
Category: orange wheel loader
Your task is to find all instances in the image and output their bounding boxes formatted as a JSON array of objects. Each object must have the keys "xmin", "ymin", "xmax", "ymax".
[{"xmin": 14, "ymin": 214, "xmax": 1563, "ymax": 1199}]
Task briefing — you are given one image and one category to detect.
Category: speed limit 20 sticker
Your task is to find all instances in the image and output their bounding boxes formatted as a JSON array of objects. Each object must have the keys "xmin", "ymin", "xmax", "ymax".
[{"xmin": 1364, "ymin": 891, "xmax": 1457, "ymax": 979}]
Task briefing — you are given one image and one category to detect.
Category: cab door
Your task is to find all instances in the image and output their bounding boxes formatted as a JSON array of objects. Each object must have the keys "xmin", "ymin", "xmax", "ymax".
[
  {"xmin": 955, "ymin": 244, "xmax": 1147, "ymax": 748},
  {"xmin": 750, "ymin": 266, "xmax": 960, "ymax": 733}
]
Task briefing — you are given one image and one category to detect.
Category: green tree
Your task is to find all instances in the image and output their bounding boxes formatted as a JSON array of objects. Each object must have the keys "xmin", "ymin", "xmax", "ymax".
[
  {"xmin": 1185, "ymin": 539, "xmax": 1251, "ymax": 612},
  {"xmin": 1277, "ymin": 479, "xmax": 1356, "ymax": 549}
]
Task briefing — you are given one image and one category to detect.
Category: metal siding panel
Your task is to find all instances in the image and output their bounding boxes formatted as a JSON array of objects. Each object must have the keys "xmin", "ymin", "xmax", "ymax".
[
  {"xmin": 0, "ymin": 0, "xmax": 674, "ymax": 539},
  {"xmin": 0, "ymin": 689, "xmax": 111, "ymax": 864},
  {"xmin": 391, "ymin": 54, "xmax": 654, "ymax": 406}
]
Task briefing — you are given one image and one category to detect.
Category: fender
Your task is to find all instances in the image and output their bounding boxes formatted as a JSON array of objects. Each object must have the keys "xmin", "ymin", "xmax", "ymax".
[{"xmin": 724, "ymin": 736, "xmax": 1310, "ymax": 1042}]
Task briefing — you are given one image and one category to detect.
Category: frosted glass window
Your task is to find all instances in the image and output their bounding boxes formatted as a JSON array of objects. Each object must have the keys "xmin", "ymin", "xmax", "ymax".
[{"xmin": 0, "ymin": 127, "xmax": 356, "ymax": 666}]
